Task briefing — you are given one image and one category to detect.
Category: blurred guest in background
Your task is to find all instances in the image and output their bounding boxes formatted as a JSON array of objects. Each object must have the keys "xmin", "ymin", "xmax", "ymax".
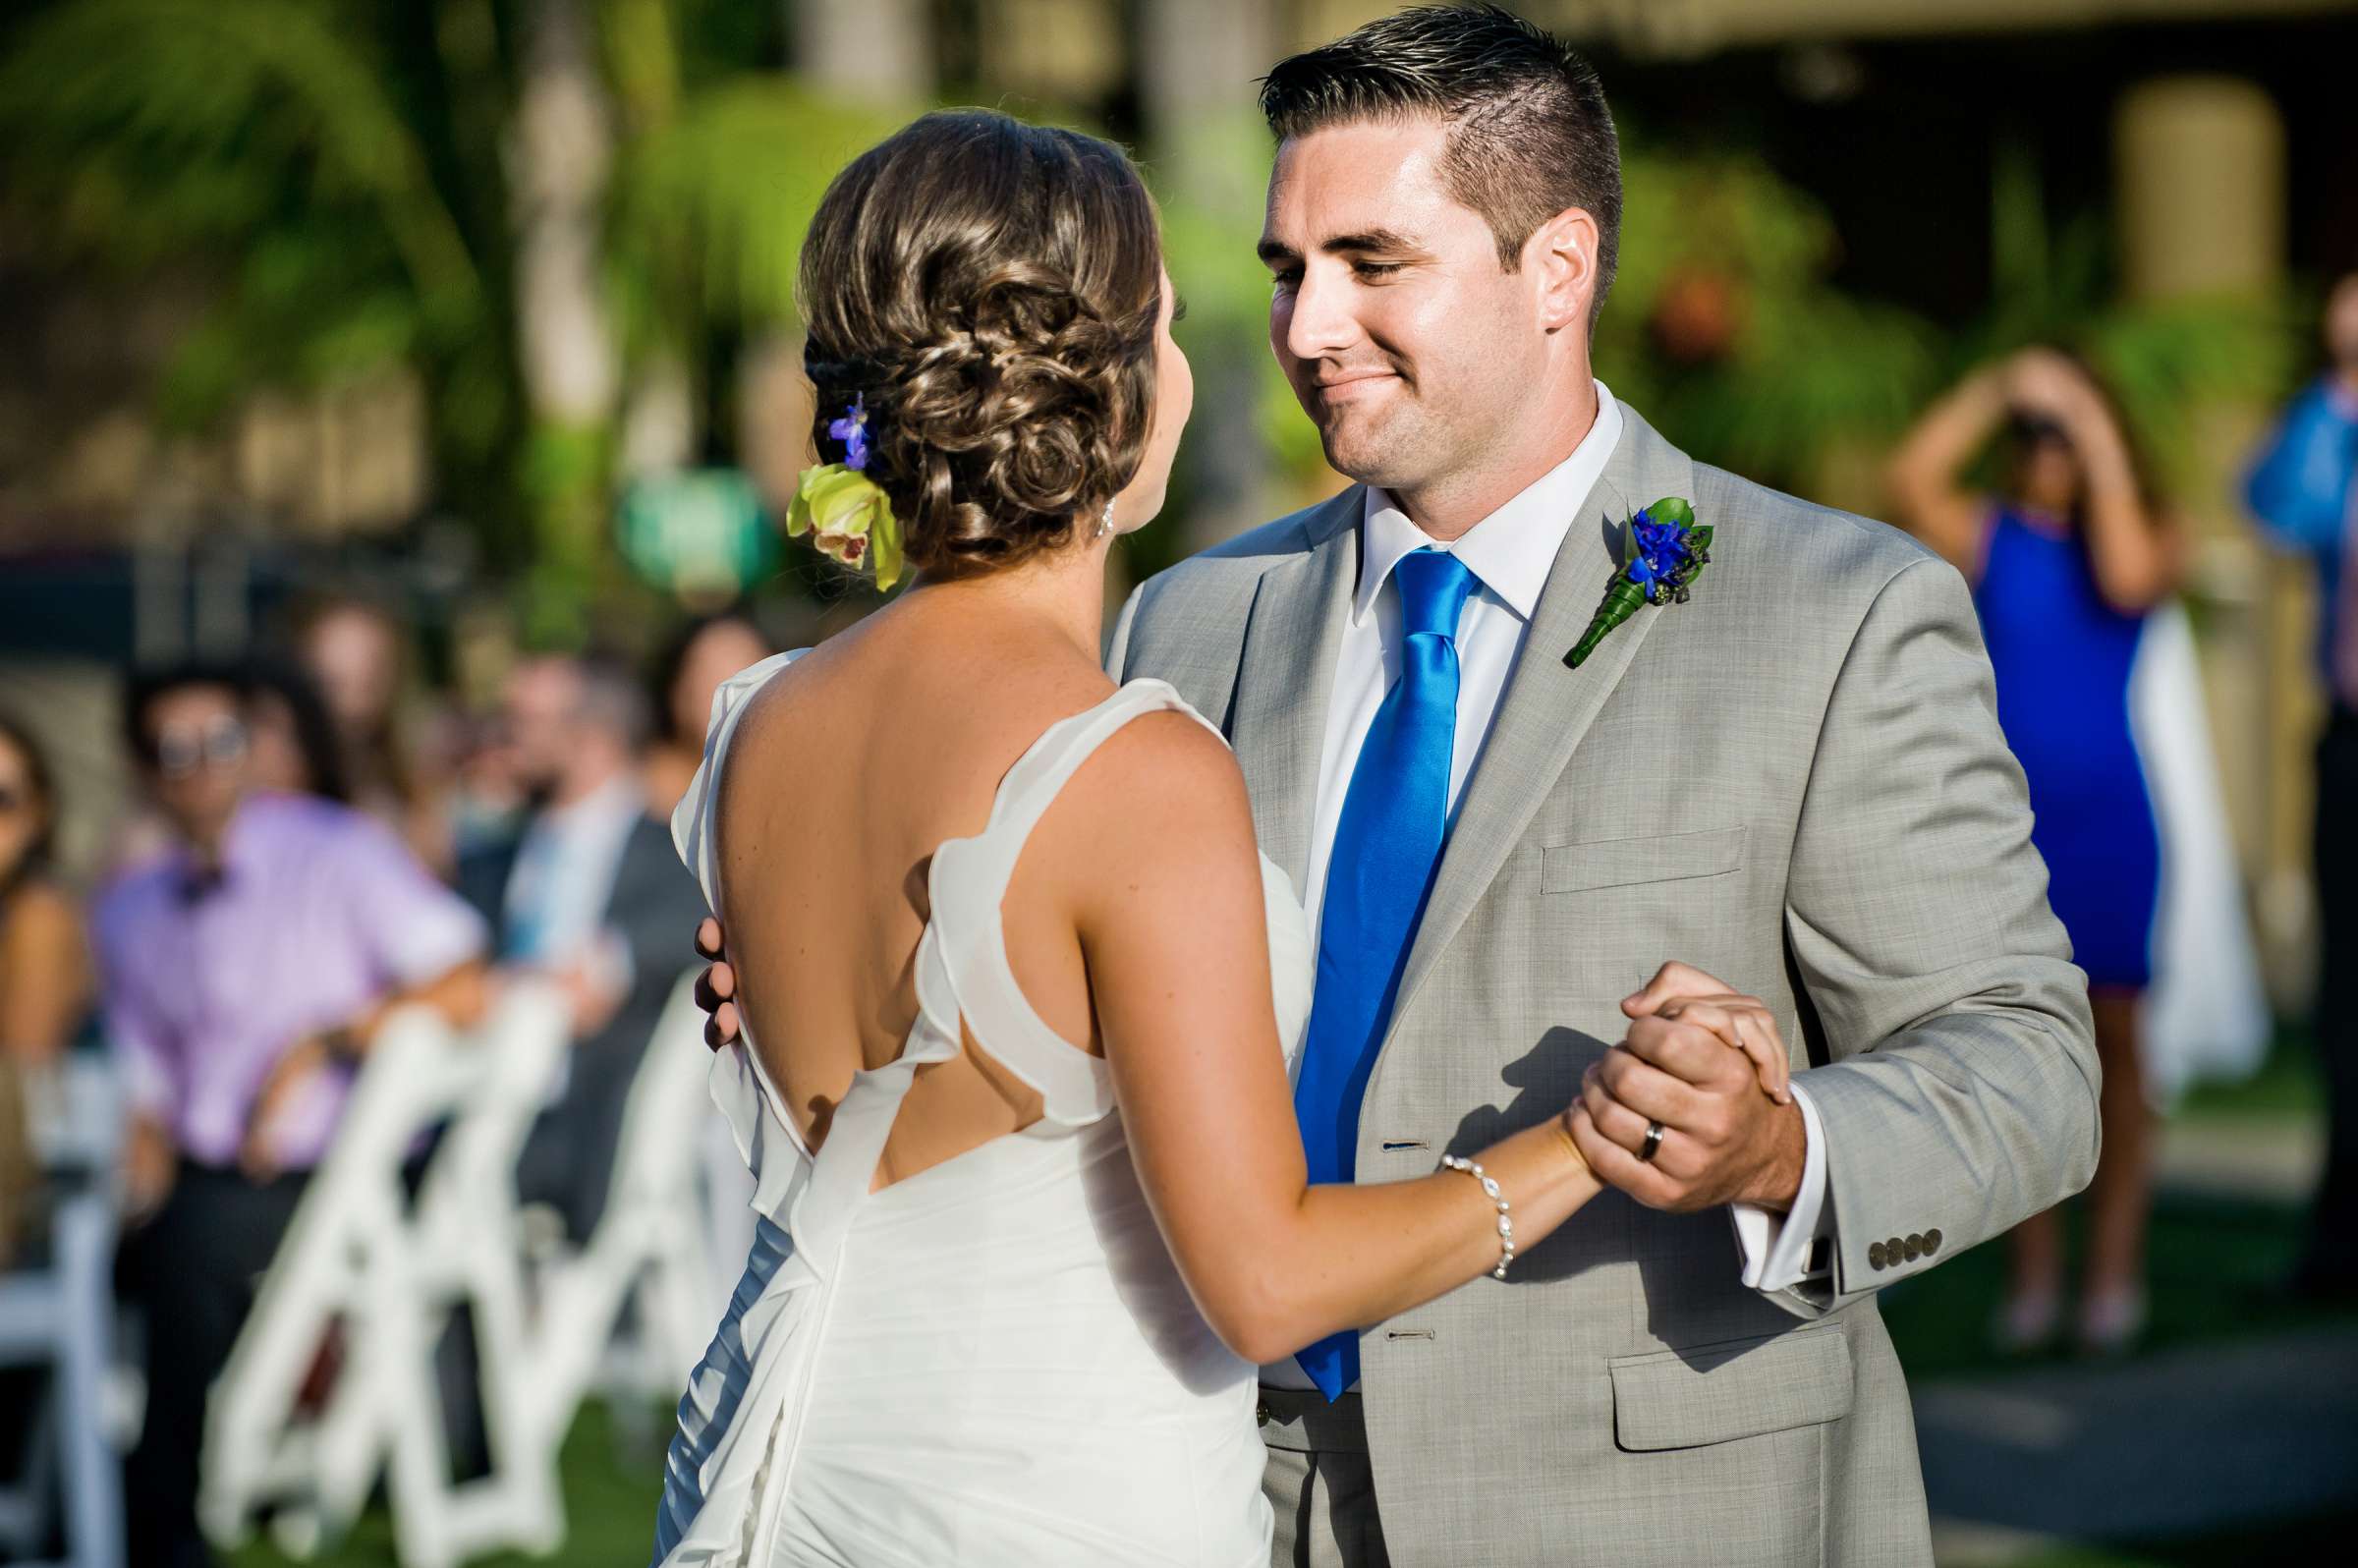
[
  {"xmin": 99, "ymin": 658, "xmax": 356, "ymax": 882},
  {"xmin": 1890, "ymin": 345, "xmax": 2184, "ymax": 1353},
  {"xmin": 2245, "ymin": 269, "xmax": 2358, "ymax": 1303},
  {"xmin": 243, "ymin": 657, "xmax": 353, "ymax": 805},
  {"xmin": 1, "ymin": 712, "xmax": 91, "ymax": 1267},
  {"xmin": 441, "ymin": 704, "xmax": 528, "ymax": 863},
  {"xmin": 293, "ymin": 595, "xmax": 451, "ymax": 872},
  {"xmin": 644, "ymin": 612, "xmax": 772, "ymax": 817},
  {"xmin": 95, "ymin": 660, "xmax": 488, "ymax": 1568},
  {"xmin": 459, "ymin": 654, "xmax": 706, "ymax": 1243}
]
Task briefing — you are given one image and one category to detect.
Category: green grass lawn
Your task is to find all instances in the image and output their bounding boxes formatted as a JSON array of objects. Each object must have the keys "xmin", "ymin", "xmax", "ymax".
[
  {"xmin": 2174, "ymin": 1025, "xmax": 2330, "ymax": 1120},
  {"xmin": 1880, "ymin": 1183, "xmax": 2348, "ymax": 1383},
  {"xmin": 2001, "ymin": 1512, "xmax": 2358, "ymax": 1568},
  {"xmin": 1882, "ymin": 1027, "xmax": 2346, "ymax": 1383},
  {"xmin": 225, "ymin": 1403, "xmax": 665, "ymax": 1568}
]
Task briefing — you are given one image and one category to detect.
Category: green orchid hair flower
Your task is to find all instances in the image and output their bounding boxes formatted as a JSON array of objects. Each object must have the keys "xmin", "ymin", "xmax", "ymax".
[{"xmin": 786, "ymin": 462, "xmax": 905, "ymax": 590}]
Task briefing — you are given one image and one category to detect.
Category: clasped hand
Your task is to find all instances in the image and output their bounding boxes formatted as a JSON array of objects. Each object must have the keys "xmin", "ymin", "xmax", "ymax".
[{"xmin": 1567, "ymin": 961, "xmax": 1808, "ymax": 1214}]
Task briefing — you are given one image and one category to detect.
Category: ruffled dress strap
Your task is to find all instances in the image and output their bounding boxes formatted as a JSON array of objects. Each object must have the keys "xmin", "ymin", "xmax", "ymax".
[{"xmin": 924, "ymin": 677, "xmax": 1223, "ymax": 1127}]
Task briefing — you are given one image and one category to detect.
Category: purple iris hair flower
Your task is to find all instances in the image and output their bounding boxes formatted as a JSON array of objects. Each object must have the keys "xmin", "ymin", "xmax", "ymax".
[{"xmin": 827, "ymin": 395, "xmax": 872, "ymax": 472}]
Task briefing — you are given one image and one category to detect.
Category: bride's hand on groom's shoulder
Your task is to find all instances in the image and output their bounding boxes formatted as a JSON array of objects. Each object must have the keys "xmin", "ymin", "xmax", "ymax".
[
  {"xmin": 694, "ymin": 917, "xmax": 739, "ymax": 1051},
  {"xmin": 1568, "ymin": 962, "xmax": 1809, "ymax": 1214}
]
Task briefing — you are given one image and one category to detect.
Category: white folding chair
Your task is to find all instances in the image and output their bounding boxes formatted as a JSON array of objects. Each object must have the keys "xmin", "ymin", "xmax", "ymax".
[
  {"xmin": 503, "ymin": 972, "xmax": 716, "ymax": 1447},
  {"xmin": 0, "ymin": 1054, "xmax": 124, "ymax": 1568},
  {"xmin": 200, "ymin": 983, "xmax": 571, "ymax": 1568},
  {"xmin": 0, "ymin": 1192, "xmax": 123, "ymax": 1568}
]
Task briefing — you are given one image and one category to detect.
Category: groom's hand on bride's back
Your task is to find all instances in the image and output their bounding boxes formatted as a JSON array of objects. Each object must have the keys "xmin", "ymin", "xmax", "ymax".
[
  {"xmin": 1569, "ymin": 962, "xmax": 1809, "ymax": 1214},
  {"xmin": 694, "ymin": 917, "xmax": 739, "ymax": 1050}
]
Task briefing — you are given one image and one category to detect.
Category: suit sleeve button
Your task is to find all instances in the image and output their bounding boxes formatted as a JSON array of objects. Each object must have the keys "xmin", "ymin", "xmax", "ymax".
[
  {"xmin": 1903, "ymin": 1235, "xmax": 1923, "ymax": 1261},
  {"xmin": 1868, "ymin": 1242, "xmax": 1887, "ymax": 1270},
  {"xmin": 1924, "ymin": 1229, "xmax": 1942, "ymax": 1254}
]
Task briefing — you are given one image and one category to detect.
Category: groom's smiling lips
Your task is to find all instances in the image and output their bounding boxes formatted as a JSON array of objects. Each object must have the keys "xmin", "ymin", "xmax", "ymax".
[
  {"xmin": 1314, "ymin": 367, "xmax": 1399, "ymax": 402},
  {"xmin": 1309, "ymin": 364, "xmax": 1411, "ymax": 415}
]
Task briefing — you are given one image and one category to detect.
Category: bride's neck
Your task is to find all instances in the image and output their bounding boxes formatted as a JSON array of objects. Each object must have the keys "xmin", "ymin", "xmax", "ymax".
[{"xmin": 903, "ymin": 536, "xmax": 1113, "ymax": 664}]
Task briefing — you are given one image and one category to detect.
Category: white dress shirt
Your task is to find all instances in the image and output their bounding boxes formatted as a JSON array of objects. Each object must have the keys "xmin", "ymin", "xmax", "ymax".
[
  {"xmin": 502, "ymin": 771, "xmax": 645, "ymax": 972},
  {"xmin": 1261, "ymin": 381, "xmax": 1831, "ymax": 1393}
]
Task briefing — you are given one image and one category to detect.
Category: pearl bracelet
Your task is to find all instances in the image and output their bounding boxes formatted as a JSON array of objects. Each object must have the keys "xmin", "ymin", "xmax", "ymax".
[{"xmin": 1440, "ymin": 1154, "xmax": 1515, "ymax": 1280}]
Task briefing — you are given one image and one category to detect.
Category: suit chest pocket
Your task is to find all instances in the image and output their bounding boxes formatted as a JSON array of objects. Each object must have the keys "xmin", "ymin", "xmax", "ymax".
[{"xmin": 1540, "ymin": 824, "xmax": 1746, "ymax": 896}]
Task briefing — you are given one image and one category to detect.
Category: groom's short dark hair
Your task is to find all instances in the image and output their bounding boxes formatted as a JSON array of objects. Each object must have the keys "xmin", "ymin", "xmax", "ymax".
[{"xmin": 1259, "ymin": 4, "xmax": 1622, "ymax": 320}]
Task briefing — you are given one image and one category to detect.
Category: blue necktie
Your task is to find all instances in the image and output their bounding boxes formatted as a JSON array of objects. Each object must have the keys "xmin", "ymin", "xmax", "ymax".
[{"xmin": 1293, "ymin": 548, "xmax": 1479, "ymax": 1399}]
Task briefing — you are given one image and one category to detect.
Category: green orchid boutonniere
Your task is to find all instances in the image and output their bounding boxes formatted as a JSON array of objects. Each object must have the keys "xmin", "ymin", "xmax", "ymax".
[{"xmin": 1564, "ymin": 497, "xmax": 1712, "ymax": 669}]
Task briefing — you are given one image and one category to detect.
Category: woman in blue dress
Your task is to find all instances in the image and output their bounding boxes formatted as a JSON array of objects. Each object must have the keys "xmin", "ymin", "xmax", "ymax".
[{"xmin": 1890, "ymin": 346, "xmax": 2185, "ymax": 1353}]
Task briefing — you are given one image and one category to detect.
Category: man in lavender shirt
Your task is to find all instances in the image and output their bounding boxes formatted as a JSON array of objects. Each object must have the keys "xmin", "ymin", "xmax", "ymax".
[{"xmin": 92, "ymin": 660, "xmax": 488, "ymax": 1568}]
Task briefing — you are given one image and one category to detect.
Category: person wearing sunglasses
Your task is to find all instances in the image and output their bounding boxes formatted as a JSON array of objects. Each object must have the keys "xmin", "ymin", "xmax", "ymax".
[{"xmin": 91, "ymin": 660, "xmax": 491, "ymax": 1568}]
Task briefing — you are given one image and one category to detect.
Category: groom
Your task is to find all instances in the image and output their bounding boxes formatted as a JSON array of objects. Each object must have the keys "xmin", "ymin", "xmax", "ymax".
[
  {"xmin": 1105, "ymin": 9, "xmax": 2094, "ymax": 1567},
  {"xmin": 702, "ymin": 7, "xmax": 2097, "ymax": 1563}
]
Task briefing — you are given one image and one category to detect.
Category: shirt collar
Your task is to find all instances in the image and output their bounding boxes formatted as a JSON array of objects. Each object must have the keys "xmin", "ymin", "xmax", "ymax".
[
  {"xmin": 1354, "ymin": 379, "xmax": 1623, "ymax": 627},
  {"xmin": 167, "ymin": 789, "xmax": 270, "ymax": 893},
  {"xmin": 534, "ymin": 771, "xmax": 645, "ymax": 838}
]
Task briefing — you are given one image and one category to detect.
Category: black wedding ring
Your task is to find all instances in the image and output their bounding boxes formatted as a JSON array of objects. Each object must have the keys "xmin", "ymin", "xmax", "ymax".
[{"xmin": 1639, "ymin": 1120, "xmax": 1666, "ymax": 1163}]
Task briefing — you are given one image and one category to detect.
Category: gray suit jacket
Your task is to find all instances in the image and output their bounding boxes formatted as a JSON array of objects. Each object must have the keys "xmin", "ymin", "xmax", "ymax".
[{"xmin": 1109, "ymin": 404, "xmax": 2099, "ymax": 1567}]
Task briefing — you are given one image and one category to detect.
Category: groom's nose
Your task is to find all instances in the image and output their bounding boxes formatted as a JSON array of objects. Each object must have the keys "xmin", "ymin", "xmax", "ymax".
[{"xmin": 1282, "ymin": 262, "xmax": 1361, "ymax": 363}]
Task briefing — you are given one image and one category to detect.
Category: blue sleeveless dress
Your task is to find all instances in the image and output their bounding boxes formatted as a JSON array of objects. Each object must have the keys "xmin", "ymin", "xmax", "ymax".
[{"xmin": 1974, "ymin": 508, "xmax": 2161, "ymax": 990}]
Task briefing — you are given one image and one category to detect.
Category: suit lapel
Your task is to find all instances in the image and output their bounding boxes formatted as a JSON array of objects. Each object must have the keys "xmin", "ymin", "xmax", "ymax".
[
  {"xmin": 1227, "ymin": 487, "xmax": 1362, "ymax": 890},
  {"xmin": 1391, "ymin": 408, "xmax": 1698, "ymax": 1023}
]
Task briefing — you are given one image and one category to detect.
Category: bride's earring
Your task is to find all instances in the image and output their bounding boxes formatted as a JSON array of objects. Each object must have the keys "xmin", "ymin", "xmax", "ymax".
[{"xmin": 1093, "ymin": 498, "xmax": 1115, "ymax": 542}]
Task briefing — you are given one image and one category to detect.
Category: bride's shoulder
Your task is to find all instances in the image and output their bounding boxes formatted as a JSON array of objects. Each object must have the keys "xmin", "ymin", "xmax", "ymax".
[{"xmin": 1061, "ymin": 692, "xmax": 1248, "ymax": 835}]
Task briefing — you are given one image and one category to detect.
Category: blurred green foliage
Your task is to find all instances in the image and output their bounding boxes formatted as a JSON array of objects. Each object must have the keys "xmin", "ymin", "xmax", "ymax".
[
  {"xmin": 0, "ymin": 2, "xmax": 2309, "ymax": 624},
  {"xmin": 0, "ymin": 0, "xmax": 900, "ymax": 632},
  {"xmin": 1973, "ymin": 139, "xmax": 2302, "ymax": 501},
  {"xmin": 1597, "ymin": 139, "xmax": 1944, "ymax": 499}
]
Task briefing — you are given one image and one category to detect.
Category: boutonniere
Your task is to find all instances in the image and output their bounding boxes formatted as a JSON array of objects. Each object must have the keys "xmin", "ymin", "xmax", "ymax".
[{"xmin": 1564, "ymin": 497, "xmax": 1712, "ymax": 669}]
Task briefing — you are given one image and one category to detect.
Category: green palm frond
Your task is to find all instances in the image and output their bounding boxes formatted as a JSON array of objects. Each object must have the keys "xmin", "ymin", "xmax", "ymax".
[
  {"xmin": 606, "ymin": 78, "xmax": 905, "ymax": 353},
  {"xmin": 1659, "ymin": 291, "xmax": 1939, "ymax": 480},
  {"xmin": 1968, "ymin": 147, "xmax": 2302, "ymax": 497},
  {"xmin": 1594, "ymin": 140, "xmax": 1942, "ymax": 492},
  {"xmin": 0, "ymin": 0, "xmax": 480, "ymax": 317}
]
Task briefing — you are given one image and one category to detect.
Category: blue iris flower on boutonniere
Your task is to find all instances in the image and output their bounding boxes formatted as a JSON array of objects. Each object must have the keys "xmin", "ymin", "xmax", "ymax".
[
  {"xmin": 1626, "ymin": 510, "xmax": 1698, "ymax": 603},
  {"xmin": 1565, "ymin": 497, "xmax": 1712, "ymax": 669}
]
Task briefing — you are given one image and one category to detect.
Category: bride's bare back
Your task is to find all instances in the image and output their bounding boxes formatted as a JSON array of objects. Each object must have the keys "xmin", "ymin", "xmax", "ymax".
[{"xmin": 715, "ymin": 590, "xmax": 1121, "ymax": 1190}]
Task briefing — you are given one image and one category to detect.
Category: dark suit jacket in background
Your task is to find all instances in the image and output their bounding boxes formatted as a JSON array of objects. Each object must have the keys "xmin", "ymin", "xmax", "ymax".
[{"xmin": 459, "ymin": 810, "xmax": 710, "ymax": 1240}]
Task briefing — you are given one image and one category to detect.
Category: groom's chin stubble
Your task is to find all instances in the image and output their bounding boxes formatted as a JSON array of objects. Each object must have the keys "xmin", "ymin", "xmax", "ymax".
[{"xmin": 1310, "ymin": 403, "xmax": 1386, "ymax": 477}]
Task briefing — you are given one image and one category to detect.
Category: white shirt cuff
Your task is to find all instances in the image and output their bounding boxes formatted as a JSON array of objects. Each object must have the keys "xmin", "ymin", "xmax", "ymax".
[{"xmin": 1729, "ymin": 1082, "xmax": 1832, "ymax": 1293}]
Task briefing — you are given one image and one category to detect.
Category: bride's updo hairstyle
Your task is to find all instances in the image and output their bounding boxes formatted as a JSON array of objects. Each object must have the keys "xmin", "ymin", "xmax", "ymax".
[{"xmin": 798, "ymin": 110, "xmax": 1164, "ymax": 577}]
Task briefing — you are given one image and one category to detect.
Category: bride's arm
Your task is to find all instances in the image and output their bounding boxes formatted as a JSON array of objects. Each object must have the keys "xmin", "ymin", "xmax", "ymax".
[{"xmin": 1066, "ymin": 714, "xmax": 1601, "ymax": 1367}]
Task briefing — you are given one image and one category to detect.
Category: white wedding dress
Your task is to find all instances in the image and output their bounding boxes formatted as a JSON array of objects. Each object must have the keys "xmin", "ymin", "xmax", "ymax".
[{"xmin": 653, "ymin": 650, "xmax": 1314, "ymax": 1567}]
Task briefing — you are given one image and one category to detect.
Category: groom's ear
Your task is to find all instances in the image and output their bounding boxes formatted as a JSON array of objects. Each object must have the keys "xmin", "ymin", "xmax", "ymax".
[{"xmin": 1529, "ymin": 206, "xmax": 1601, "ymax": 338}]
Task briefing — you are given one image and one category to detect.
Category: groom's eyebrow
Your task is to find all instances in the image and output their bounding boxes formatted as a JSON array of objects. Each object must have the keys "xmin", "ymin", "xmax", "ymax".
[
  {"xmin": 1322, "ymin": 228, "xmax": 1420, "ymax": 256},
  {"xmin": 1257, "ymin": 228, "xmax": 1425, "ymax": 268}
]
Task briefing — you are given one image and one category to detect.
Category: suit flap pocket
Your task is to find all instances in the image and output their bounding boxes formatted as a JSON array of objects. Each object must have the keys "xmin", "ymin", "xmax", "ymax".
[
  {"xmin": 1541, "ymin": 824, "xmax": 1746, "ymax": 895},
  {"xmin": 1609, "ymin": 1322, "xmax": 1852, "ymax": 1453}
]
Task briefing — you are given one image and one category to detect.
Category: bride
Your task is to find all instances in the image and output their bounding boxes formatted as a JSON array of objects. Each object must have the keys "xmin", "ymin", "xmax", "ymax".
[{"xmin": 651, "ymin": 109, "xmax": 1767, "ymax": 1567}]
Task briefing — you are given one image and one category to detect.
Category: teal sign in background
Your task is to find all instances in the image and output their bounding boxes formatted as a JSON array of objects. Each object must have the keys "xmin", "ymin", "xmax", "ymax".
[{"xmin": 616, "ymin": 470, "xmax": 778, "ymax": 599}]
